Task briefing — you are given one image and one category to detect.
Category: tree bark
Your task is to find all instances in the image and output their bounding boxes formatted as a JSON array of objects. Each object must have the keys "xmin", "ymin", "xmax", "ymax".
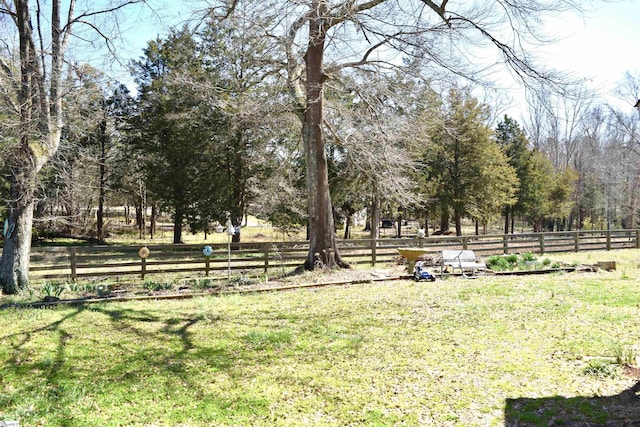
[
  {"xmin": 231, "ymin": 129, "xmax": 245, "ymax": 244},
  {"xmin": 173, "ymin": 207, "xmax": 183, "ymax": 244},
  {"xmin": 504, "ymin": 206, "xmax": 510, "ymax": 235},
  {"xmin": 1, "ymin": 0, "xmax": 41, "ymax": 293},
  {"xmin": 440, "ymin": 210, "xmax": 450, "ymax": 233},
  {"xmin": 150, "ymin": 203, "xmax": 156, "ymax": 240},
  {"xmin": 454, "ymin": 209, "xmax": 462, "ymax": 236},
  {"xmin": 302, "ymin": 3, "xmax": 347, "ymax": 270},
  {"xmin": 97, "ymin": 118, "xmax": 107, "ymax": 242},
  {"xmin": 370, "ymin": 194, "xmax": 380, "ymax": 240},
  {"xmin": 0, "ymin": 167, "xmax": 35, "ymax": 294},
  {"xmin": 343, "ymin": 214, "xmax": 351, "ymax": 239}
]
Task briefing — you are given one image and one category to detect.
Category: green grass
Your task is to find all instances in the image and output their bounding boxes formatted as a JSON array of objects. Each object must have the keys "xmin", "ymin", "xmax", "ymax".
[{"xmin": 1, "ymin": 249, "xmax": 640, "ymax": 426}]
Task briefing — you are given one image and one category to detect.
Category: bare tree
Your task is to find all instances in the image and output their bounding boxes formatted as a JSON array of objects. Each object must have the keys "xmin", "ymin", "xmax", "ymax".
[
  {"xmin": 215, "ymin": 0, "xmax": 584, "ymax": 271},
  {"xmin": 611, "ymin": 72, "xmax": 640, "ymax": 151},
  {"xmin": 524, "ymin": 84, "xmax": 594, "ymax": 170},
  {"xmin": 0, "ymin": 0, "xmax": 147, "ymax": 293}
]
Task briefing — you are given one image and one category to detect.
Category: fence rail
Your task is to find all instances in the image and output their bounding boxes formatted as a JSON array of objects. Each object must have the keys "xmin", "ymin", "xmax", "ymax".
[{"xmin": 27, "ymin": 229, "xmax": 640, "ymax": 282}]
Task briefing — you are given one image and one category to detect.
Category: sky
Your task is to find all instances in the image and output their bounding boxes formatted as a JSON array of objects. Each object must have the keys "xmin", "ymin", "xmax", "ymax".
[
  {"xmin": 108, "ymin": 0, "xmax": 640, "ymax": 110},
  {"xmin": 540, "ymin": 0, "xmax": 639, "ymax": 106}
]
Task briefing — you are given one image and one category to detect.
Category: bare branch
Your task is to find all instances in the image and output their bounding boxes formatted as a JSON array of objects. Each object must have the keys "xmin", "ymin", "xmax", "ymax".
[{"xmin": 419, "ymin": 0, "xmax": 450, "ymax": 25}]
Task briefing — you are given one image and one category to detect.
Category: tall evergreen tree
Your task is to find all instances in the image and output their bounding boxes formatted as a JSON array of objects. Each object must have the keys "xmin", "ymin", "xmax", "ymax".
[
  {"xmin": 495, "ymin": 115, "xmax": 532, "ymax": 233},
  {"xmin": 426, "ymin": 87, "xmax": 517, "ymax": 236},
  {"xmin": 131, "ymin": 29, "xmax": 229, "ymax": 243},
  {"xmin": 522, "ymin": 150, "xmax": 577, "ymax": 231}
]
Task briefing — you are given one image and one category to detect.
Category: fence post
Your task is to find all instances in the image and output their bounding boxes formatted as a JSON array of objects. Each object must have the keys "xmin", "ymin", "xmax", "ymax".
[
  {"xmin": 371, "ymin": 238, "xmax": 377, "ymax": 266},
  {"xmin": 637, "ymin": 230, "xmax": 640, "ymax": 248},
  {"xmin": 606, "ymin": 230, "xmax": 611, "ymax": 251},
  {"xmin": 141, "ymin": 258, "xmax": 147, "ymax": 279},
  {"xmin": 574, "ymin": 231, "xmax": 579, "ymax": 252},
  {"xmin": 503, "ymin": 235, "xmax": 508, "ymax": 254},
  {"xmin": 68, "ymin": 247, "xmax": 77, "ymax": 281},
  {"xmin": 539, "ymin": 234, "xmax": 545, "ymax": 254},
  {"xmin": 263, "ymin": 243, "xmax": 269, "ymax": 273},
  {"xmin": 462, "ymin": 237, "xmax": 468, "ymax": 250}
]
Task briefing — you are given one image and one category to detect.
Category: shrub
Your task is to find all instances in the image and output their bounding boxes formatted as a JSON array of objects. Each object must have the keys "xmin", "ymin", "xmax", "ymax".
[
  {"xmin": 486, "ymin": 256, "xmax": 512, "ymax": 271},
  {"xmin": 487, "ymin": 253, "xmax": 558, "ymax": 271},
  {"xmin": 504, "ymin": 254, "xmax": 519, "ymax": 264}
]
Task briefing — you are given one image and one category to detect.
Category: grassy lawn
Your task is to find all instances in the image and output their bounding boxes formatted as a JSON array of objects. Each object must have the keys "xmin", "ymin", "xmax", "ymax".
[{"xmin": 1, "ymin": 249, "xmax": 640, "ymax": 426}]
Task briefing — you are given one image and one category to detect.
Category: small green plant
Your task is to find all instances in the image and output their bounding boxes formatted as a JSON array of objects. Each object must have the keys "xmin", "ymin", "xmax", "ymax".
[
  {"xmin": 583, "ymin": 359, "xmax": 621, "ymax": 379},
  {"xmin": 19, "ymin": 286, "xmax": 35, "ymax": 300},
  {"xmin": 613, "ymin": 343, "xmax": 637, "ymax": 366},
  {"xmin": 504, "ymin": 254, "xmax": 519, "ymax": 264},
  {"xmin": 486, "ymin": 256, "xmax": 512, "ymax": 271},
  {"xmin": 551, "ymin": 262, "xmax": 561, "ymax": 269},
  {"xmin": 42, "ymin": 282, "xmax": 64, "ymax": 299},
  {"xmin": 190, "ymin": 278, "xmax": 218, "ymax": 290},
  {"xmin": 487, "ymin": 253, "xmax": 561, "ymax": 272},
  {"xmin": 143, "ymin": 281, "xmax": 173, "ymax": 292},
  {"xmin": 230, "ymin": 275, "xmax": 253, "ymax": 287}
]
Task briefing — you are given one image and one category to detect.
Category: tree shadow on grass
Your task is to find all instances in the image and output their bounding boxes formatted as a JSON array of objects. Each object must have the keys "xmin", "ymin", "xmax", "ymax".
[
  {"xmin": 0, "ymin": 303, "xmax": 259, "ymax": 425},
  {"xmin": 505, "ymin": 382, "xmax": 640, "ymax": 426}
]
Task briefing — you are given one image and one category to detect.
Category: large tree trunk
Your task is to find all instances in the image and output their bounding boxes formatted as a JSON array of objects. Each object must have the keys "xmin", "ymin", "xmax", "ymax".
[
  {"xmin": 370, "ymin": 194, "xmax": 380, "ymax": 240},
  {"xmin": 0, "ymin": 168, "xmax": 36, "ymax": 294},
  {"xmin": 97, "ymin": 118, "xmax": 107, "ymax": 242},
  {"xmin": 150, "ymin": 203, "xmax": 156, "ymax": 240},
  {"xmin": 0, "ymin": 0, "xmax": 69, "ymax": 293},
  {"xmin": 302, "ymin": 5, "xmax": 347, "ymax": 270},
  {"xmin": 440, "ymin": 210, "xmax": 450, "ymax": 233},
  {"xmin": 230, "ymin": 129, "xmax": 245, "ymax": 244},
  {"xmin": 454, "ymin": 209, "xmax": 462, "ymax": 236},
  {"xmin": 343, "ymin": 214, "xmax": 351, "ymax": 239},
  {"xmin": 504, "ymin": 206, "xmax": 510, "ymax": 235},
  {"xmin": 363, "ymin": 206, "xmax": 372, "ymax": 231},
  {"xmin": 173, "ymin": 207, "xmax": 183, "ymax": 244}
]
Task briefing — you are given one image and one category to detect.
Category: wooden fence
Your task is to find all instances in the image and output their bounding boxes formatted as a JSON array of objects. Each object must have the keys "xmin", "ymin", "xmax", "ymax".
[{"xmin": 28, "ymin": 229, "xmax": 640, "ymax": 282}]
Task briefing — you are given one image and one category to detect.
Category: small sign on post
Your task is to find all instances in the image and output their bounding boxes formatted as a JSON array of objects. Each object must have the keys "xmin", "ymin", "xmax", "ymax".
[
  {"xmin": 203, "ymin": 245, "xmax": 213, "ymax": 276},
  {"xmin": 138, "ymin": 246, "xmax": 150, "ymax": 279}
]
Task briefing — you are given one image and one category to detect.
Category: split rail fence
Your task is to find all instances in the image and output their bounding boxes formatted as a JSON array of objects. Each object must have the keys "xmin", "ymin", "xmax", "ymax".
[{"xmin": 27, "ymin": 229, "xmax": 640, "ymax": 282}]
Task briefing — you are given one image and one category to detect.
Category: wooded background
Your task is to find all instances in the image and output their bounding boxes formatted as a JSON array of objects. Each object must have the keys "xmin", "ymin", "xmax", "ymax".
[{"xmin": 1, "ymin": 0, "xmax": 639, "ymax": 293}]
